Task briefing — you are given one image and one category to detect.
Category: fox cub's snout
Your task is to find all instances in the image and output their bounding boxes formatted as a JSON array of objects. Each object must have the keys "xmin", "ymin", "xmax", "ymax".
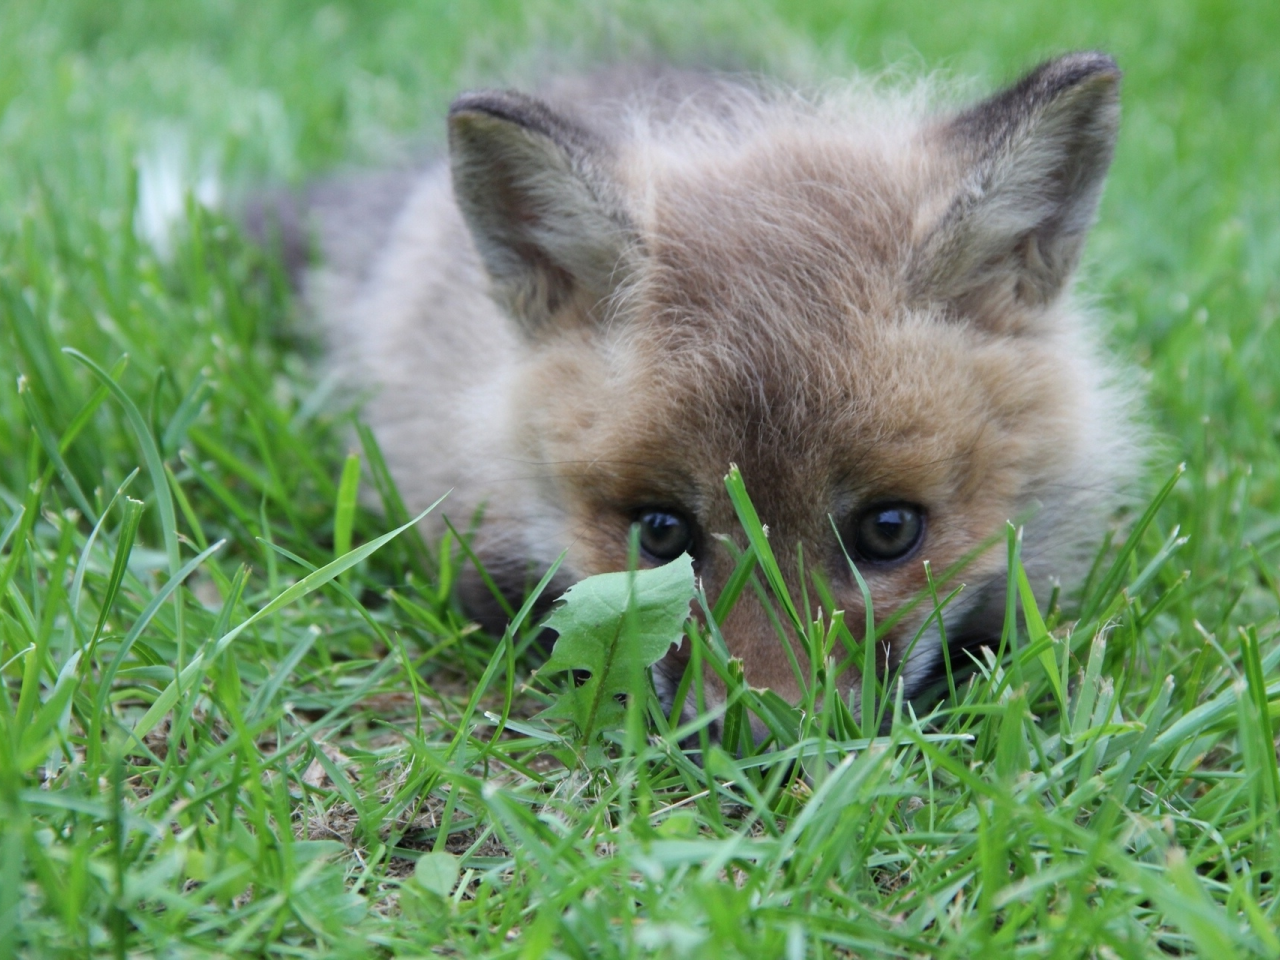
[{"xmin": 308, "ymin": 54, "xmax": 1136, "ymax": 719}]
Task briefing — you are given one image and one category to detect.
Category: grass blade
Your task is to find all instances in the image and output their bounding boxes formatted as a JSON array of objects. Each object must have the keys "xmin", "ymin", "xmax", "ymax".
[{"xmin": 130, "ymin": 500, "xmax": 442, "ymax": 742}]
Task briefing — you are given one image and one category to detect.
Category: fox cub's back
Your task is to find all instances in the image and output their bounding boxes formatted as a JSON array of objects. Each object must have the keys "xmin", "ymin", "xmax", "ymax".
[{"xmin": 307, "ymin": 55, "xmax": 1137, "ymax": 719}]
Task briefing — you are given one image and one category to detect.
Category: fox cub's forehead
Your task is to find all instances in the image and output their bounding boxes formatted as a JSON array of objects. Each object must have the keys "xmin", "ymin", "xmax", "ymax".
[
  {"xmin": 609, "ymin": 308, "xmax": 1048, "ymax": 501},
  {"xmin": 598, "ymin": 269, "xmax": 1074, "ymax": 522},
  {"xmin": 615, "ymin": 127, "xmax": 955, "ymax": 439},
  {"xmin": 632, "ymin": 126, "xmax": 932, "ymax": 325},
  {"xmin": 608, "ymin": 127, "xmax": 1048, "ymax": 490}
]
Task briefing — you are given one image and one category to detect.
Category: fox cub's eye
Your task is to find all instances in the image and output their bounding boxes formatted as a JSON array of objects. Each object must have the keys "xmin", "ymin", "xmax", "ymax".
[
  {"xmin": 852, "ymin": 503, "xmax": 924, "ymax": 563},
  {"xmin": 635, "ymin": 509, "xmax": 694, "ymax": 562}
]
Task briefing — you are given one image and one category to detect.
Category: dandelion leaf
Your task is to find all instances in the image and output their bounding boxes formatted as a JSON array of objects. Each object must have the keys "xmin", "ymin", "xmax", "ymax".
[{"xmin": 539, "ymin": 555, "xmax": 695, "ymax": 740}]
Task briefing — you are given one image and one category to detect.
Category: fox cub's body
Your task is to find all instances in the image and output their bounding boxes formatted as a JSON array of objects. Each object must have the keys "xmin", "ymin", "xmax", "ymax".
[{"xmin": 305, "ymin": 55, "xmax": 1135, "ymax": 718}]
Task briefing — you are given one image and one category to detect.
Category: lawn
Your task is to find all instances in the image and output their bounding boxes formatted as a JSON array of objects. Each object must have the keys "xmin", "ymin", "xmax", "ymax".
[{"xmin": 1, "ymin": 0, "xmax": 1278, "ymax": 957}]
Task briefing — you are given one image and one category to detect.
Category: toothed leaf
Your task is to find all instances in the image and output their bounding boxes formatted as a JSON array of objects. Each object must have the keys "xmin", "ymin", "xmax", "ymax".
[{"xmin": 538, "ymin": 555, "xmax": 695, "ymax": 744}]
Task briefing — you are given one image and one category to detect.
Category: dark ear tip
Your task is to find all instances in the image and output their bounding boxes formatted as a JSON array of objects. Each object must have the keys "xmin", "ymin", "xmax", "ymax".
[
  {"xmin": 1032, "ymin": 51, "xmax": 1122, "ymax": 95},
  {"xmin": 1051, "ymin": 51, "xmax": 1120, "ymax": 75},
  {"xmin": 448, "ymin": 90, "xmax": 594, "ymax": 156},
  {"xmin": 448, "ymin": 90, "xmax": 528, "ymax": 125}
]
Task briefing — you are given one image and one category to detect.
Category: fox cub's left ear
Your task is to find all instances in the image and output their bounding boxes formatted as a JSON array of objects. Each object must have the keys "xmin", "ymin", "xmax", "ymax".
[
  {"xmin": 910, "ymin": 52, "xmax": 1121, "ymax": 324},
  {"xmin": 448, "ymin": 91, "xmax": 635, "ymax": 336}
]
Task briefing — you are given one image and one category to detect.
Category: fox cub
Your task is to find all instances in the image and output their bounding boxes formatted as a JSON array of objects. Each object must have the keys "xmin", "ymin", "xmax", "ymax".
[{"xmin": 300, "ymin": 53, "xmax": 1135, "ymax": 720}]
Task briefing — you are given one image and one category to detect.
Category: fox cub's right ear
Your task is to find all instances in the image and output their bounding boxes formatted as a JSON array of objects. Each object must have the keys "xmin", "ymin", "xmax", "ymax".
[
  {"xmin": 910, "ymin": 53, "xmax": 1121, "ymax": 328},
  {"xmin": 448, "ymin": 91, "xmax": 635, "ymax": 336}
]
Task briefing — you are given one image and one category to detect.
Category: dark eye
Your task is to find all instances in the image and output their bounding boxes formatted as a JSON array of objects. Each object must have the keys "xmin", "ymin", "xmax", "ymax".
[
  {"xmin": 852, "ymin": 502, "xmax": 924, "ymax": 563},
  {"xmin": 635, "ymin": 509, "xmax": 694, "ymax": 562}
]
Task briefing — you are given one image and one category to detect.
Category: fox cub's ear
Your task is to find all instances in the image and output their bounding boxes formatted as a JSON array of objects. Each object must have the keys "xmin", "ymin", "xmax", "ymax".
[
  {"xmin": 448, "ymin": 91, "xmax": 634, "ymax": 335},
  {"xmin": 910, "ymin": 52, "xmax": 1121, "ymax": 325}
]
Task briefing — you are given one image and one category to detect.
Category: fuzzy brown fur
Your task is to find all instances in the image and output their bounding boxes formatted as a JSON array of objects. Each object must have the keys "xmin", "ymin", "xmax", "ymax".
[{"xmin": 301, "ymin": 54, "xmax": 1138, "ymax": 723}]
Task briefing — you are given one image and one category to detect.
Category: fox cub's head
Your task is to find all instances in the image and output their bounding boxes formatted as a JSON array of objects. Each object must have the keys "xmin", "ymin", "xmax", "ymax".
[{"xmin": 448, "ymin": 54, "xmax": 1131, "ymax": 719}]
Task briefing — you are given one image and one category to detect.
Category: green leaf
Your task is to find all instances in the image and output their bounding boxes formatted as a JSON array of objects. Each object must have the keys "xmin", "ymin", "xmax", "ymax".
[
  {"xmin": 414, "ymin": 851, "xmax": 461, "ymax": 898},
  {"xmin": 539, "ymin": 554, "xmax": 695, "ymax": 745}
]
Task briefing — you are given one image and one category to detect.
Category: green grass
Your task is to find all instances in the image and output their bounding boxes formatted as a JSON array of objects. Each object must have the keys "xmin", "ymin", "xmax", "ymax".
[{"xmin": 2, "ymin": 0, "xmax": 1278, "ymax": 956}]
